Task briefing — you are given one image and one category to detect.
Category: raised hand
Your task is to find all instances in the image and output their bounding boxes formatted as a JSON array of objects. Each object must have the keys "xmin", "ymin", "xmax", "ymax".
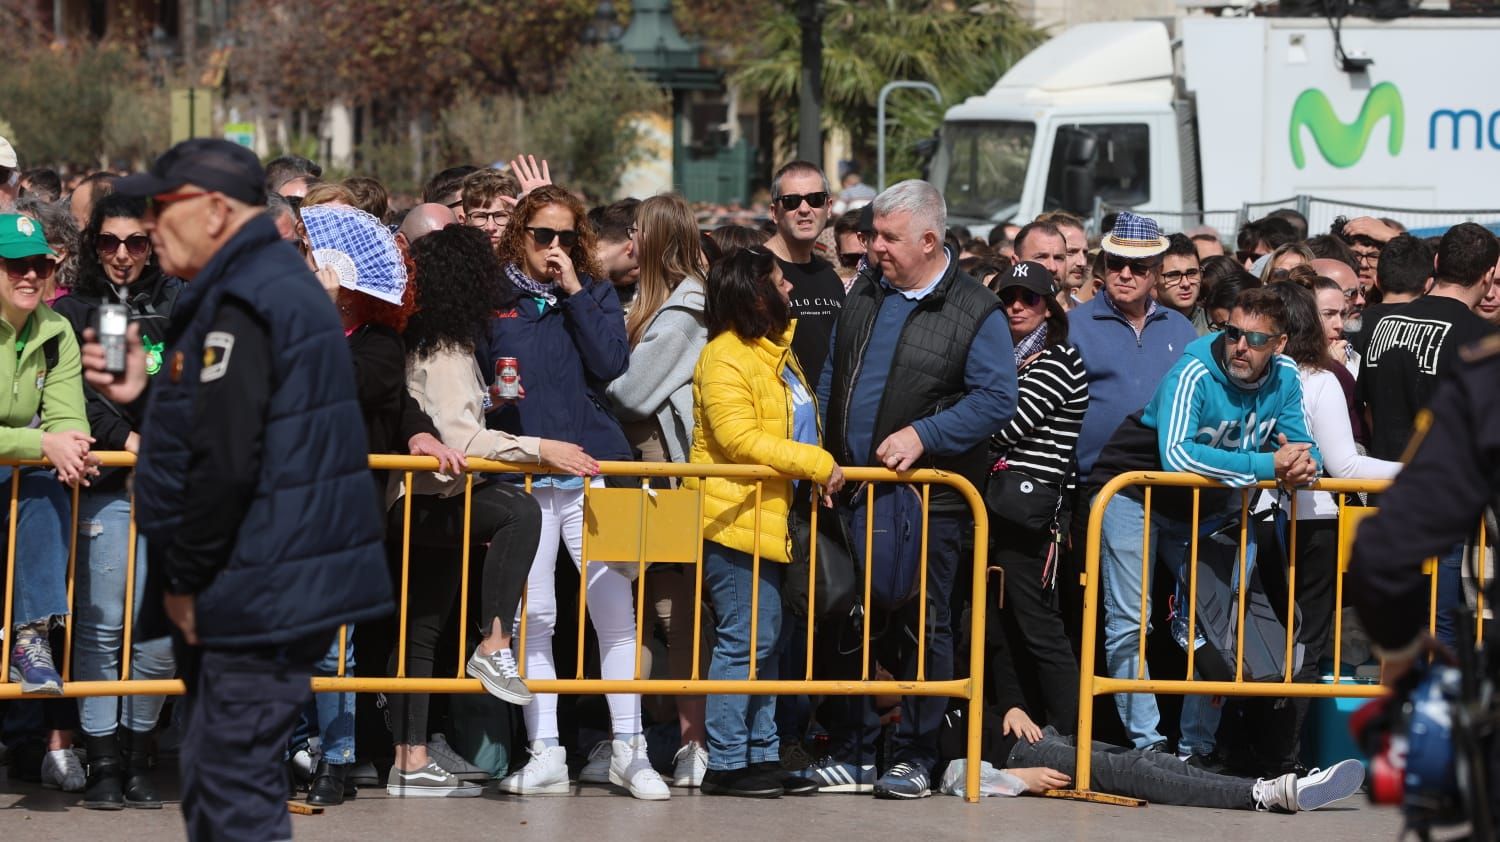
[{"xmin": 510, "ymin": 154, "xmax": 552, "ymax": 197}]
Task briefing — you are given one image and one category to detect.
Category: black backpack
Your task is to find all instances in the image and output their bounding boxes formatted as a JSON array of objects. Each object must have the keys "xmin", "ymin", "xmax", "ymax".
[{"xmin": 1172, "ymin": 519, "xmax": 1304, "ymax": 683}]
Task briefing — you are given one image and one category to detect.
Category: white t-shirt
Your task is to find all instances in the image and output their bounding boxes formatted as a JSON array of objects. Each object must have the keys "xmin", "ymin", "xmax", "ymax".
[{"xmin": 1258, "ymin": 367, "xmax": 1402, "ymax": 520}]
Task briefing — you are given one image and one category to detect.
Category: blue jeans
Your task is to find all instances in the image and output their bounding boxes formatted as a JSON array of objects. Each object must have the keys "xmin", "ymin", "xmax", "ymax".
[
  {"xmin": 703, "ymin": 540, "xmax": 783, "ymax": 771},
  {"xmin": 1434, "ymin": 544, "xmax": 1465, "ymax": 649},
  {"xmin": 0, "ymin": 467, "xmax": 71, "ymax": 627},
  {"xmin": 293, "ymin": 635, "xmax": 357, "ymax": 764},
  {"xmin": 73, "ymin": 491, "xmax": 176, "ymax": 736},
  {"xmin": 821, "ymin": 513, "xmax": 964, "ymax": 771},
  {"xmin": 1097, "ymin": 493, "xmax": 1229, "ymax": 754}
]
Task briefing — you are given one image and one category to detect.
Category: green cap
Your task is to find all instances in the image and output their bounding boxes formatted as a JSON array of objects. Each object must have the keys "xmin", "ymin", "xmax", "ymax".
[{"xmin": 0, "ymin": 213, "xmax": 54, "ymax": 260}]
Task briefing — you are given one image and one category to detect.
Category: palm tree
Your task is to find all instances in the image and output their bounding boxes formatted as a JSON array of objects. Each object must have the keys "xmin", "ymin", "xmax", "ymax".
[{"xmin": 733, "ymin": 0, "xmax": 1043, "ymax": 183}]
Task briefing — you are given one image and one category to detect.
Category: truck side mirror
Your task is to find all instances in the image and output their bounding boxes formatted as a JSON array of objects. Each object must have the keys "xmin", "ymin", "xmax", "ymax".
[
  {"xmin": 1066, "ymin": 131, "xmax": 1097, "ymax": 166},
  {"xmin": 913, "ymin": 136, "xmax": 940, "ymax": 180},
  {"xmin": 1062, "ymin": 169, "xmax": 1096, "ymax": 216},
  {"xmin": 1061, "ymin": 130, "xmax": 1098, "ymax": 215}
]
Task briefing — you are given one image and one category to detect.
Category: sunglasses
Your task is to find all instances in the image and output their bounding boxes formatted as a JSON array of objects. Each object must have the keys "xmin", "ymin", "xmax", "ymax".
[
  {"xmin": 527, "ymin": 227, "xmax": 579, "ymax": 248},
  {"xmin": 3, "ymin": 256, "xmax": 58, "ymax": 279},
  {"xmin": 839, "ymin": 252, "xmax": 864, "ymax": 269},
  {"xmin": 149, "ymin": 190, "xmax": 208, "ymax": 215},
  {"xmin": 1222, "ymin": 324, "xmax": 1281, "ymax": 348},
  {"xmin": 999, "ymin": 288, "xmax": 1043, "ymax": 307},
  {"xmin": 774, "ymin": 192, "xmax": 829, "ymax": 211},
  {"xmin": 1104, "ymin": 254, "xmax": 1160, "ymax": 275},
  {"xmin": 97, "ymin": 233, "xmax": 151, "ymax": 258}
]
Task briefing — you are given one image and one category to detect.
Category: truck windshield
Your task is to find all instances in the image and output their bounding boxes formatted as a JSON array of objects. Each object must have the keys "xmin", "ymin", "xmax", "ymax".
[{"xmin": 936, "ymin": 121, "xmax": 1034, "ymax": 223}]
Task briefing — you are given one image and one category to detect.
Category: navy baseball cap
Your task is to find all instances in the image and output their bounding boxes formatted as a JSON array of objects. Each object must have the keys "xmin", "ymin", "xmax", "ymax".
[
  {"xmin": 993, "ymin": 261, "xmax": 1057, "ymax": 297},
  {"xmin": 115, "ymin": 139, "xmax": 267, "ymax": 206}
]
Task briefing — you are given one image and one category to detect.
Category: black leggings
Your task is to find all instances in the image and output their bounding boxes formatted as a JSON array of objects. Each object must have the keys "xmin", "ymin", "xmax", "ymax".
[
  {"xmin": 385, "ymin": 483, "xmax": 542, "ymax": 747},
  {"xmin": 990, "ymin": 520, "xmax": 1079, "ymax": 733}
]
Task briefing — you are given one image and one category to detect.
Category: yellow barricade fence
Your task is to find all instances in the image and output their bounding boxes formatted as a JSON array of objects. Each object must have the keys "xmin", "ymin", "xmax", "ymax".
[
  {"xmin": 1072, "ymin": 470, "xmax": 1491, "ymax": 798},
  {"xmin": 0, "ymin": 452, "xmax": 992, "ymax": 802}
]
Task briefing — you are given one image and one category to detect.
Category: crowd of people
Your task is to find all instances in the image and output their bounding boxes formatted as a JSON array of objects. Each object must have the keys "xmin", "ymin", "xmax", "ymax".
[{"xmin": 5, "ymin": 127, "xmax": 1494, "ymax": 835}]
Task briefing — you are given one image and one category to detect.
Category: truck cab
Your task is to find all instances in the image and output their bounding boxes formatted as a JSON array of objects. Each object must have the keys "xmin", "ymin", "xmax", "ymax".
[
  {"xmin": 932, "ymin": 14, "xmax": 1500, "ymax": 237},
  {"xmin": 930, "ymin": 21, "xmax": 1184, "ymax": 237}
]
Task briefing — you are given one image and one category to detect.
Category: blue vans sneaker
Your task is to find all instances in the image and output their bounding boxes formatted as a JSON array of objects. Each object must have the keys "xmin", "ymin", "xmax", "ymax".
[
  {"xmin": 806, "ymin": 755, "xmax": 876, "ymax": 793},
  {"xmin": 873, "ymin": 762, "xmax": 931, "ymax": 800},
  {"xmin": 9, "ymin": 623, "xmax": 62, "ymax": 695}
]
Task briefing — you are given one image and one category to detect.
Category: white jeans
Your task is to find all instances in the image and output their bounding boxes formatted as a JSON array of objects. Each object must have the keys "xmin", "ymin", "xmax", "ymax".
[{"xmin": 515, "ymin": 484, "xmax": 642, "ymax": 740}]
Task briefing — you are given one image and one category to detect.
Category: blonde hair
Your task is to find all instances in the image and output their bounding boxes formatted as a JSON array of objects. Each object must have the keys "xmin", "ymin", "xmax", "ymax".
[
  {"xmin": 626, "ymin": 193, "xmax": 705, "ymax": 348},
  {"xmin": 301, "ymin": 183, "xmax": 358, "ymax": 208},
  {"xmin": 1260, "ymin": 242, "xmax": 1316, "ymax": 284}
]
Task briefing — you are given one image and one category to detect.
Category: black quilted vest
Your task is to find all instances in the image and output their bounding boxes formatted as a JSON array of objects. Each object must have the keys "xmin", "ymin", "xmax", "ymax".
[{"xmin": 824, "ymin": 257, "xmax": 998, "ymax": 511}]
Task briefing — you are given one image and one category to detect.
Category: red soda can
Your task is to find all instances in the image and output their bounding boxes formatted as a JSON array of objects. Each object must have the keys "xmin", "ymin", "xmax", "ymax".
[{"xmin": 495, "ymin": 357, "xmax": 521, "ymax": 400}]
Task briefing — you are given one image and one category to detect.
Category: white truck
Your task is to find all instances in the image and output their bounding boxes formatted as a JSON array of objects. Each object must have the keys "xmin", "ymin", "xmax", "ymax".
[{"xmin": 929, "ymin": 14, "xmax": 1500, "ymax": 236}]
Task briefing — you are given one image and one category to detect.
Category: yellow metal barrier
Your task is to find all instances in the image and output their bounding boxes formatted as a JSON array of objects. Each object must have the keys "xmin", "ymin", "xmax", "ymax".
[
  {"xmin": 1070, "ymin": 470, "xmax": 1486, "ymax": 797},
  {"xmin": 0, "ymin": 452, "xmax": 991, "ymax": 802}
]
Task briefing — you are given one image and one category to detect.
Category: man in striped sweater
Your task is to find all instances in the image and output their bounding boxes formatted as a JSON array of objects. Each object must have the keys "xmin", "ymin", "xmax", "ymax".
[{"xmin": 1089, "ymin": 287, "xmax": 1321, "ymax": 764}]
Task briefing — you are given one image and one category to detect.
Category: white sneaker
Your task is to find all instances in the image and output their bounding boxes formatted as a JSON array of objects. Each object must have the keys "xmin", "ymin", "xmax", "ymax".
[
  {"xmin": 41, "ymin": 748, "xmax": 85, "ymax": 792},
  {"xmin": 1294, "ymin": 759, "xmax": 1366, "ymax": 811},
  {"xmin": 578, "ymin": 739, "xmax": 612, "ymax": 784},
  {"xmin": 497, "ymin": 740, "xmax": 570, "ymax": 795},
  {"xmin": 671, "ymin": 741, "xmax": 708, "ymax": 788},
  {"xmin": 1252, "ymin": 772, "xmax": 1297, "ymax": 813},
  {"xmin": 609, "ymin": 735, "xmax": 670, "ymax": 801}
]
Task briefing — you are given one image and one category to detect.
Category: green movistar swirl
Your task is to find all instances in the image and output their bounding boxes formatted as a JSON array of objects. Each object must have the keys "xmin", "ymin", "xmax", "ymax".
[{"xmin": 1289, "ymin": 82, "xmax": 1405, "ymax": 169}]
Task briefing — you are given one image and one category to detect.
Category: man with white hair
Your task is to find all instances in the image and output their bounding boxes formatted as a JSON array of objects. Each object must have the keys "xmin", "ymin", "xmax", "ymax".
[{"xmin": 813, "ymin": 179, "xmax": 1017, "ymax": 800}]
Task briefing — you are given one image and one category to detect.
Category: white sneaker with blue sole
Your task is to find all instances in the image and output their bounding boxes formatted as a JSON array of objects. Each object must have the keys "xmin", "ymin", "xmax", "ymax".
[{"xmin": 1294, "ymin": 759, "xmax": 1366, "ymax": 811}]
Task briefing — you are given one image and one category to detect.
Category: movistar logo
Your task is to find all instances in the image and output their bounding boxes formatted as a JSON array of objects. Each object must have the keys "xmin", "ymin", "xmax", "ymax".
[{"xmin": 1289, "ymin": 82, "xmax": 1404, "ymax": 169}]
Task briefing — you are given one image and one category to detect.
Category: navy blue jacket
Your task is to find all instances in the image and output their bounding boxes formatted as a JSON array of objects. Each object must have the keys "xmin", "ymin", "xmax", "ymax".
[
  {"xmin": 133, "ymin": 215, "xmax": 391, "ymax": 648},
  {"xmin": 485, "ymin": 276, "xmax": 632, "ymax": 460}
]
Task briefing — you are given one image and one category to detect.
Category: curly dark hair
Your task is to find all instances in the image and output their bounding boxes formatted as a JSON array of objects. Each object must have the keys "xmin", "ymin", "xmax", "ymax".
[
  {"xmin": 494, "ymin": 185, "xmax": 604, "ymax": 280},
  {"xmin": 75, "ymin": 193, "xmax": 163, "ymax": 299},
  {"xmin": 403, "ymin": 225, "xmax": 511, "ymax": 356}
]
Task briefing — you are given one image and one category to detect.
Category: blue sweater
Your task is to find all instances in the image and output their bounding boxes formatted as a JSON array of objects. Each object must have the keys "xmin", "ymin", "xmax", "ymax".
[
  {"xmin": 1068, "ymin": 295, "xmax": 1197, "ymax": 480},
  {"xmin": 815, "ymin": 282, "xmax": 1016, "ymax": 463}
]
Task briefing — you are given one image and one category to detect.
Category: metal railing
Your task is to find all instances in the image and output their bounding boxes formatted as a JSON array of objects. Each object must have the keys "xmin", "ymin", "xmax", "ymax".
[
  {"xmin": 1071, "ymin": 470, "xmax": 1488, "ymax": 795},
  {"xmin": 0, "ymin": 453, "xmax": 992, "ymax": 801}
]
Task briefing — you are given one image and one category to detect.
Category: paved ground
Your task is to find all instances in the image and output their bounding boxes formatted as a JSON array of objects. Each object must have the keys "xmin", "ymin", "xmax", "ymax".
[{"xmin": 2, "ymin": 771, "xmax": 1403, "ymax": 841}]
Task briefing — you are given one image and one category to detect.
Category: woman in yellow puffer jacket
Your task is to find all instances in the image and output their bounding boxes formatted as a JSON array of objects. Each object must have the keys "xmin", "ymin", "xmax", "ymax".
[{"xmin": 687, "ymin": 247, "xmax": 844, "ymax": 798}]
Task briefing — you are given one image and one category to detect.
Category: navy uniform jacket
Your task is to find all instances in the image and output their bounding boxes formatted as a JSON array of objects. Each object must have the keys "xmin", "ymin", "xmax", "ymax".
[{"xmin": 133, "ymin": 215, "xmax": 391, "ymax": 648}]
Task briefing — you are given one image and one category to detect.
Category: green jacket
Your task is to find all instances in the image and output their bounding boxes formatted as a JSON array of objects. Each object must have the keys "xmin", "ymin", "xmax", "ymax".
[{"xmin": 0, "ymin": 303, "xmax": 88, "ymax": 459}]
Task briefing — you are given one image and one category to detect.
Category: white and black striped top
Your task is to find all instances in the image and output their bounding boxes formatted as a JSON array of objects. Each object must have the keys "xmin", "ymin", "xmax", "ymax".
[{"xmin": 992, "ymin": 344, "xmax": 1089, "ymax": 486}]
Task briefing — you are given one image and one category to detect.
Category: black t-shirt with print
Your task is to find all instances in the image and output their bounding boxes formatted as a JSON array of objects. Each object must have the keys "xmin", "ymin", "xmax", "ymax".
[
  {"xmin": 1358, "ymin": 295, "xmax": 1498, "ymax": 460},
  {"xmin": 1349, "ymin": 301, "xmax": 1398, "ymax": 357},
  {"xmin": 778, "ymin": 255, "xmax": 845, "ymax": 383}
]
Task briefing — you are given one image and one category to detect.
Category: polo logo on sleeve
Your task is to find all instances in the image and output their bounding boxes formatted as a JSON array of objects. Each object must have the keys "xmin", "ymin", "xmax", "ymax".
[{"xmin": 201, "ymin": 331, "xmax": 235, "ymax": 382}]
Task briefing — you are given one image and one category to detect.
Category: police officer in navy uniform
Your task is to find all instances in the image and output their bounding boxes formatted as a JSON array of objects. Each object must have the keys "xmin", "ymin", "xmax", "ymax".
[
  {"xmin": 84, "ymin": 139, "xmax": 391, "ymax": 840},
  {"xmin": 1349, "ymin": 333, "xmax": 1500, "ymax": 820}
]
